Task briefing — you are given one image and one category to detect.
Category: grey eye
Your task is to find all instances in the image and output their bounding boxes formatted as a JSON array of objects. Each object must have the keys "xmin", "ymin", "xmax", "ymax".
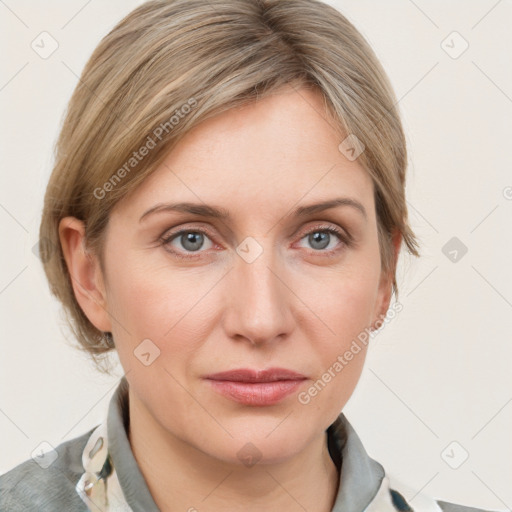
[
  {"xmin": 178, "ymin": 232, "xmax": 206, "ymax": 252},
  {"xmin": 308, "ymin": 231, "xmax": 331, "ymax": 250},
  {"xmin": 162, "ymin": 228, "xmax": 215, "ymax": 257}
]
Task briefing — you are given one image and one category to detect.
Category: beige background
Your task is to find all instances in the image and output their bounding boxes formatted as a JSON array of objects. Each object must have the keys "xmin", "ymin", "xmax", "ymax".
[{"xmin": 1, "ymin": 0, "xmax": 511, "ymax": 509}]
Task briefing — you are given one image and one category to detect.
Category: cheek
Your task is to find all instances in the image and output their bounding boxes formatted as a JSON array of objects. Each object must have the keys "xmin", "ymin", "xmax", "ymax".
[
  {"xmin": 300, "ymin": 258, "xmax": 380, "ymax": 347},
  {"xmin": 105, "ymin": 258, "xmax": 220, "ymax": 360},
  {"xmin": 296, "ymin": 265, "xmax": 378, "ymax": 415},
  {"xmin": 330, "ymin": 274, "xmax": 376, "ymax": 337}
]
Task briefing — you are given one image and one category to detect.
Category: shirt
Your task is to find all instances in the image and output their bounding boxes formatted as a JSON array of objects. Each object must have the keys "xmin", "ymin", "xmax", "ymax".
[{"xmin": 0, "ymin": 375, "xmax": 496, "ymax": 511}]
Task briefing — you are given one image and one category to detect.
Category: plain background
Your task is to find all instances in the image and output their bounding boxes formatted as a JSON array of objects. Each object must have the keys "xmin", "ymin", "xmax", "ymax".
[{"xmin": 1, "ymin": 0, "xmax": 511, "ymax": 509}]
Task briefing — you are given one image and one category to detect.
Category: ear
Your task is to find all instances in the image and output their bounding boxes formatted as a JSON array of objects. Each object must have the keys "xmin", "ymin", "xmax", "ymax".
[
  {"xmin": 371, "ymin": 229, "xmax": 402, "ymax": 329},
  {"xmin": 58, "ymin": 217, "xmax": 112, "ymax": 333}
]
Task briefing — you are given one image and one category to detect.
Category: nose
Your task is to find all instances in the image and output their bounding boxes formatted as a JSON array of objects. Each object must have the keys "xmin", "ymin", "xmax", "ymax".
[{"xmin": 222, "ymin": 240, "xmax": 295, "ymax": 347}]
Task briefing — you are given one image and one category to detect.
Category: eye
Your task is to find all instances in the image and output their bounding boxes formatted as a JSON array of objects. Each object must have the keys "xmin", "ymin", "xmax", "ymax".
[
  {"xmin": 159, "ymin": 223, "xmax": 351, "ymax": 260},
  {"xmin": 160, "ymin": 228, "xmax": 215, "ymax": 258},
  {"xmin": 296, "ymin": 225, "xmax": 350, "ymax": 255}
]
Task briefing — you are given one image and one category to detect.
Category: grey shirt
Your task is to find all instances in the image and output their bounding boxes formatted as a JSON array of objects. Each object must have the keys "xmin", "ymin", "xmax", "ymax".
[{"xmin": 0, "ymin": 376, "xmax": 495, "ymax": 511}]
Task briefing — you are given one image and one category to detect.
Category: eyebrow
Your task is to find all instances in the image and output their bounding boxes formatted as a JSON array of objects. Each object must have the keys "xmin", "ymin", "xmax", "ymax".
[{"xmin": 139, "ymin": 197, "xmax": 367, "ymax": 223}]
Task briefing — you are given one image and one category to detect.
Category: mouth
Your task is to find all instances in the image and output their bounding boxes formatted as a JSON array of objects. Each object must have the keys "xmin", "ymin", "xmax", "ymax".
[{"xmin": 204, "ymin": 368, "xmax": 308, "ymax": 406}]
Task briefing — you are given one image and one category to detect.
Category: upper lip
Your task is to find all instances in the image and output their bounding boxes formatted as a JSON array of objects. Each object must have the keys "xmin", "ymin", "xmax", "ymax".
[{"xmin": 204, "ymin": 368, "xmax": 307, "ymax": 383}]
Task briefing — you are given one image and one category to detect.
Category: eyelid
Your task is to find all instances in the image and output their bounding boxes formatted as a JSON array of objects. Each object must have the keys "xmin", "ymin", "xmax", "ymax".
[
  {"xmin": 160, "ymin": 226, "xmax": 219, "ymax": 247},
  {"xmin": 298, "ymin": 222, "xmax": 352, "ymax": 243},
  {"xmin": 160, "ymin": 221, "xmax": 349, "ymax": 242}
]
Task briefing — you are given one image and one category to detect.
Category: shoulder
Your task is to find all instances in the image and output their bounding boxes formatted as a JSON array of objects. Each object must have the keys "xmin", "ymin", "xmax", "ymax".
[
  {"xmin": 385, "ymin": 474, "xmax": 500, "ymax": 512},
  {"xmin": 0, "ymin": 426, "xmax": 96, "ymax": 511},
  {"xmin": 436, "ymin": 499, "xmax": 499, "ymax": 512}
]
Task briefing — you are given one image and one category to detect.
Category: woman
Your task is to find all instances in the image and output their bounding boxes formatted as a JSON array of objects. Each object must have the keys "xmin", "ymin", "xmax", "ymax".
[{"xmin": 0, "ymin": 0, "xmax": 499, "ymax": 510}]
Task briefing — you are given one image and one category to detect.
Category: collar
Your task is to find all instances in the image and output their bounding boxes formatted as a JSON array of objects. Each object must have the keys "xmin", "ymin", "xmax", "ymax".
[{"xmin": 76, "ymin": 375, "xmax": 441, "ymax": 512}]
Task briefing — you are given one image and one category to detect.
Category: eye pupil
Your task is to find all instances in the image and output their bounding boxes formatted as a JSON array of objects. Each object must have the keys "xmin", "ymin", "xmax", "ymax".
[{"xmin": 309, "ymin": 231, "xmax": 330, "ymax": 250}]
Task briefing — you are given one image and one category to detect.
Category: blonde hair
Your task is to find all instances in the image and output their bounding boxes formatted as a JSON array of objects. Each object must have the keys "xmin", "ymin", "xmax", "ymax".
[{"xmin": 40, "ymin": 0, "xmax": 420, "ymax": 373}]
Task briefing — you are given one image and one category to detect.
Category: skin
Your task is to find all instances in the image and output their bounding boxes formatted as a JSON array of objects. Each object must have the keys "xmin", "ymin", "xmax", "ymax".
[{"xmin": 60, "ymin": 85, "xmax": 401, "ymax": 512}]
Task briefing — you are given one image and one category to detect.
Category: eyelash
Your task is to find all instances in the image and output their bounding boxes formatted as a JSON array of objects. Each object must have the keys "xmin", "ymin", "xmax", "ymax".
[{"xmin": 159, "ymin": 224, "xmax": 351, "ymax": 260}]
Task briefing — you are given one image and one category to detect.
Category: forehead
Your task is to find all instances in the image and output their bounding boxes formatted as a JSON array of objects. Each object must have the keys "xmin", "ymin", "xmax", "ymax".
[{"xmin": 114, "ymin": 86, "xmax": 374, "ymax": 223}]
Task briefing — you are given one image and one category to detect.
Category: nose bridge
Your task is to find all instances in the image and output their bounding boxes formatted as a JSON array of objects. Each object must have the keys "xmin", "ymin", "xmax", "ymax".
[{"xmin": 225, "ymin": 236, "xmax": 293, "ymax": 344}]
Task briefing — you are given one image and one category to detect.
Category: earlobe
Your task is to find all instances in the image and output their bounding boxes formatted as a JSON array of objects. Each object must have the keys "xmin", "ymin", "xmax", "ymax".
[{"xmin": 58, "ymin": 217, "xmax": 112, "ymax": 333}]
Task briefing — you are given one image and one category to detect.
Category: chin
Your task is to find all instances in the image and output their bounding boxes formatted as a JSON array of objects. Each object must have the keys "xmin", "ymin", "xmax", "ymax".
[{"xmin": 207, "ymin": 419, "xmax": 312, "ymax": 466}]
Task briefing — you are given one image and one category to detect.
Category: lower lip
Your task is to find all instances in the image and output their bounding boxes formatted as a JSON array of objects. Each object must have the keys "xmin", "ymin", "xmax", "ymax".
[{"xmin": 206, "ymin": 379, "xmax": 305, "ymax": 406}]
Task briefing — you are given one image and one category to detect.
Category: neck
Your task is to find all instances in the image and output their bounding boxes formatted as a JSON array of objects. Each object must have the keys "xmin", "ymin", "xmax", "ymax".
[{"xmin": 127, "ymin": 391, "xmax": 340, "ymax": 512}]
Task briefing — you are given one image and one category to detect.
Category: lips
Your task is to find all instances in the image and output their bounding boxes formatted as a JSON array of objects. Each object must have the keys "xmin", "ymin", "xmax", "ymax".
[
  {"xmin": 204, "ymin": 368, "xmax": 307, "ymax": 406},
  {"xmin": 204, "ymin": 368, "xmax": 307, "ymax": 383}
]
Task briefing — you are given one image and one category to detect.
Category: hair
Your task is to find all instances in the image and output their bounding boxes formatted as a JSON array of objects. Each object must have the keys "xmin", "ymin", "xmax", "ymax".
[{"xmin": 40, "ymin": 0, "xmax": 420, "ymax": 374}]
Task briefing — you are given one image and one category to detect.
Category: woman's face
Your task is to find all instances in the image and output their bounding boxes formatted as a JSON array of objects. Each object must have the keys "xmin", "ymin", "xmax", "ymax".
[{"xmin": 97, "ymin": 85, "xmax": 395, "ymax": 464}]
